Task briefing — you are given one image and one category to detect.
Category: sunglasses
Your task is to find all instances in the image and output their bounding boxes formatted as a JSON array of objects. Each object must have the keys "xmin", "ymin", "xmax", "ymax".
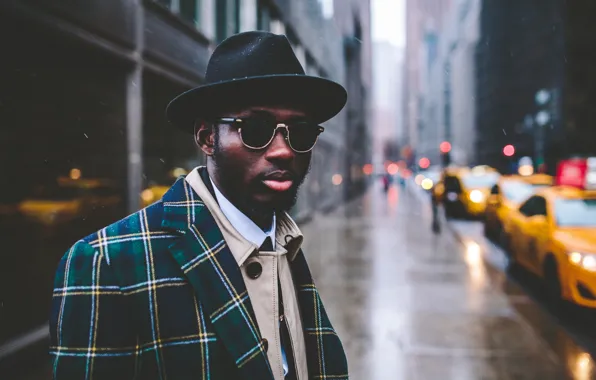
[{"xmin": 213, "ymin": 117, "xmax": 324, "ymax": 153}]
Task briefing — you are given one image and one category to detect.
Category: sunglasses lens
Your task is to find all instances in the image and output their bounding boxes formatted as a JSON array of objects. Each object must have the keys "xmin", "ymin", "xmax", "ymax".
[
  {"xmin": 288, "ymin": 123, "xmax": 321, "ymax": 152},
  {"xmin": 240, "ymin": 120, "xmax": 276, "ymax": 148}
]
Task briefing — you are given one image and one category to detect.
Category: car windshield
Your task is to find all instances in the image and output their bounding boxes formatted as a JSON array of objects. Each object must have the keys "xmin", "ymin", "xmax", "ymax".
[
  {"xmin": 501, "ymin": 182, "xmax": 535, "ymax": 203},
  {"xmin": 555, "ymin": 198, "xmax": 596, "ymax": 227},
  {"xmin": 462, "ymin": 173, "xmax": 499, "ymax": 189},
  {"xmin": 423, "ymin": 171, "xmax": 441, "ymax": 183}
]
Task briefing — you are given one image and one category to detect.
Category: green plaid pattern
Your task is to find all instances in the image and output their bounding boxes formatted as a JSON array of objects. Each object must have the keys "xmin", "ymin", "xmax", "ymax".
[{"xmin": 50, "ymin": 177, "xmax": 348, "ymax": 379}]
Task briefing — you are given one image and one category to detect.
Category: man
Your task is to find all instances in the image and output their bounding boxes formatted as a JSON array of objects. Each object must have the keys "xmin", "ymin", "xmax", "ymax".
[{"xmin": 50, "ymin": 31, "xmax": 349, "ymax": 380}]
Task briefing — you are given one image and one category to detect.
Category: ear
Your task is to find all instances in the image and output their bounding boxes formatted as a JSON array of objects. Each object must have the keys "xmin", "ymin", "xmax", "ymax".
[{"xmin": 195, "ymin": 121, "xmax": 215, "ymax": 156}]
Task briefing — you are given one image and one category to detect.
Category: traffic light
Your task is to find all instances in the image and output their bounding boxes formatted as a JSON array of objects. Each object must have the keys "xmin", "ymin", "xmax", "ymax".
[
  {"xmin": 440, "ymin": 141, "xmax": 452, "ymax": 153},
  {"xmin": 503, "ymin": 144, "xmax": 515, "ymax": 157}
]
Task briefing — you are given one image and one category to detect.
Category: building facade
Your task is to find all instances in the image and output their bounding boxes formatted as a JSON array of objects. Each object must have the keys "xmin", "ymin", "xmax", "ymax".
[
  {"xmin": 475, "ymin": 0, "xmax": 566, "ymax": 172},
  {"xmin": 418, "ymin": 0, "xmax": 480, "ymax": 167},
  {"xmin": 0, "ymin": 0, "xmax": 371, "ymax": 365},
  {"xmin": 372, "ymin": 41, "xmax": 403, "ymax": 167},
  {"xmin": 403, "ymin": 0, "xmax": 452, "ymax": 156}
]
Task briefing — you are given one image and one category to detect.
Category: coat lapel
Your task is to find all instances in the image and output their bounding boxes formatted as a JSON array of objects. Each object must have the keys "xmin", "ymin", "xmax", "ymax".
[
  {"xmin": 162, "ymin": 177, "xmax": 273, "ymax": 379},
  {"xmin": 290, "ymin": 249, "xmax": 349, "ymax": 379}
]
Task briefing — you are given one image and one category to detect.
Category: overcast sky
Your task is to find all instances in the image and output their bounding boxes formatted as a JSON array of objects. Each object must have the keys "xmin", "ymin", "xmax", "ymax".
[{"xmin": 372, "ymin": 0, "xmax": 405, "ymax": 47}]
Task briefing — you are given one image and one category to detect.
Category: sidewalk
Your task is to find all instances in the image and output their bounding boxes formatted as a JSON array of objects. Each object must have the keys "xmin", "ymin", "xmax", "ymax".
[{"xmin": 300, "ymin": 182, "xmax": 568, "ymax": 380}]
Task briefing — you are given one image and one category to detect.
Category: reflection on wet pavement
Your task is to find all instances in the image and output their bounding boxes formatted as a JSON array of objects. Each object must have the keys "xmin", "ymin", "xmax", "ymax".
[{"xmin": 301, "ymin": 183, "xmax": 591, "ymax": 379}]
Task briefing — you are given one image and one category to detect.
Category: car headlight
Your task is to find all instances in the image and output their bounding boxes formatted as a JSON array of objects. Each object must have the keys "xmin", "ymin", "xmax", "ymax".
[
  {"xmin": 569, "ymin": 252, "xmax": 596, "ymax": 272},
  {"xmin": 469, "ymin": 190, "xmax": 484, "ymax": 203}
]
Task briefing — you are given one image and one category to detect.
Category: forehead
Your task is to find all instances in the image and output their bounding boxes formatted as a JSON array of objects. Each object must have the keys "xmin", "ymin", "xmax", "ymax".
[{"xmin": 232, "ymin": 106, "xmax": 308, "ymax": 120}]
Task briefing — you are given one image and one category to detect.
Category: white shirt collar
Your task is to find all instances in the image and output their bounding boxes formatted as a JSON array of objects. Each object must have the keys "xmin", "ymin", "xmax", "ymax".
[{"xmin": 210, "ymin": 178, "xmax": 276, "ymax": 250}]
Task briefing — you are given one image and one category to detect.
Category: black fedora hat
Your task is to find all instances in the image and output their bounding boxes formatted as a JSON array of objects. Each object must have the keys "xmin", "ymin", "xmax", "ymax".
[{"xmin": 166, "ymin": 31, "xmax": 347, "ymax": 133}]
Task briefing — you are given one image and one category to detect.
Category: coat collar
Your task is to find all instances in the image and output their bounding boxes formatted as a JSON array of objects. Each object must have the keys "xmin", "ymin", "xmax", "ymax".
[
  {"xmin": 161, "ymin": 176, "xmax": 347, "ymax": 379},
  {"xmin": 162, "ymin": 177, "xmax": 274, "ymax": 379}
]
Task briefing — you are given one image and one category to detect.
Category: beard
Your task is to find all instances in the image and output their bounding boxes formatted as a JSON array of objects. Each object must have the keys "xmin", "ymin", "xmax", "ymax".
[{"xmin": 212, "ymin": 138, "xmax": 309, "ymax": 218}]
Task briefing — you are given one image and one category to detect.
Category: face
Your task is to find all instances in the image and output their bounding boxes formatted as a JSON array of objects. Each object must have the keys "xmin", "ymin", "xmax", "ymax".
[{"xmin": 197, "ymin": 106, "xmax": 314, "ymax": 216}]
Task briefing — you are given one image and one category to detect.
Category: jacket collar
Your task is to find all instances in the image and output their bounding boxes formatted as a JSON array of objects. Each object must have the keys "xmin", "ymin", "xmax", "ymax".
[
  {"xmin": 162, "ymin": 177, "xmax": 274, "ymax": 379},
  {"xmin": 182, "ymin": 167, "xmax": 303, "ymax": 266},
  {"xmin": 161, "ymin": 174, "xmax": 345, "ymax": 379}
]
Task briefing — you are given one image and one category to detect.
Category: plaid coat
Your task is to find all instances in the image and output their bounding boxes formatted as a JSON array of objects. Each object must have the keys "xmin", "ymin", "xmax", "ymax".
[{"xmin": 50, "ymin": 177, "xmax": 348, "ymax": 380}]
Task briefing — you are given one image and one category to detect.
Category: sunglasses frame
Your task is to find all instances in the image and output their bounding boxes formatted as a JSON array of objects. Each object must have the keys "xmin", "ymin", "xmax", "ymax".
[{"xmin": 214, "ymin": 117, "xmax": 324, "ymax": 153}]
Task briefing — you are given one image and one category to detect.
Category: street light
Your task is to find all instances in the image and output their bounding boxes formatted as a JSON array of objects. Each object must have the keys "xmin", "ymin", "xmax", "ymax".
[
  {"xmin": 503, "ymin": 144, "xmax": 515, "ymax": 157},
  {"xmin": 440, "ymin": 141, "xmax": 452, "ymax": 153}
]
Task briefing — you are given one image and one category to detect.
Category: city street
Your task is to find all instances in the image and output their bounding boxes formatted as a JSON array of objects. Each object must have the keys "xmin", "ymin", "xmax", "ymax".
[
  {"xmin": 302, "ymin": 181, "xmax": 596, "ymax": 379},
  {"xmin": 11, "ymin": 181, "xmax": 596, "ymax": 379}
]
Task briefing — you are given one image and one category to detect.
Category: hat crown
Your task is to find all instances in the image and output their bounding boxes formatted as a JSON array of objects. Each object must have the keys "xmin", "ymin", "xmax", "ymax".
[{"xmin": 205, "ymin": 31, "xmax": 305, "ymax": 84}]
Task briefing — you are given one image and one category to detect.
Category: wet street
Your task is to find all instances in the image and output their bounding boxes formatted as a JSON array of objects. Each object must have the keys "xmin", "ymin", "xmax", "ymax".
[
  {"xmin": 10, "ymin": 182, "xmax": 596, "ymax": 379},
  {"xmin": 302, "ymin": 182, "xmax": 596, "ymax": 380}
]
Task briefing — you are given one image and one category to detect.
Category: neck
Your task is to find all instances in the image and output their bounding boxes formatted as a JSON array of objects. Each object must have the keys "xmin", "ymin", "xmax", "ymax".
[{"xmin": 207, "ymin": 165, "xmax": 274, "ymax": 231}]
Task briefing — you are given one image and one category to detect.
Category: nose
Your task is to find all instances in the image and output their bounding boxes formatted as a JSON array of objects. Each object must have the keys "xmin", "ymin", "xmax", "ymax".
[{"xmin": 264, "ymin": 129, "xmax": 294, "ymax": 161}]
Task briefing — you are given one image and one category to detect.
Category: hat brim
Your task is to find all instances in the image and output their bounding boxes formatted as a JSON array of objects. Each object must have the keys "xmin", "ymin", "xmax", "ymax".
[{"xmin": 166, "ymin": 75, "xmax": 347, "ymax": 133}]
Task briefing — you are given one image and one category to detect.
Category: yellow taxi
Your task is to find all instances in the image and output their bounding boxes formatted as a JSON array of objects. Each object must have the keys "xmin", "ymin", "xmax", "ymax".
[
  {"xmin": 502, "ymin": 158, "xmax": 596, "ymax": 308},
  {"xmin": 19, "ymin": 176, "xmax": 122, "ymax": 226},
  {"xmin": 484, "ymin": 174, "xmax": 553, "ymax": 241},
  {"xmin": 440, "ymin": 165, "xmax": 500, "ymax": 218}
]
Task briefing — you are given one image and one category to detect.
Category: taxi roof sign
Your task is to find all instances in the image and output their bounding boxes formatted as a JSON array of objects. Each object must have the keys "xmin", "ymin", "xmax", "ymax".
[{"xmin": 556, "ymin": 158, "xmax": 596, "ymax": 190}]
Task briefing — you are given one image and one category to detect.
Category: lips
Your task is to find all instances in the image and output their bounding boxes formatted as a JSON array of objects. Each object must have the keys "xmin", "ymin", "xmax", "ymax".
[{"xmin": 262, "ymin": 171, "xmax": 295, "ymax": 192}]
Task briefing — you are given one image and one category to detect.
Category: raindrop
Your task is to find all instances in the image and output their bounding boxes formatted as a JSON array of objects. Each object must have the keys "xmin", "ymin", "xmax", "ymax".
[
  {"xmin": 354, "ymin": 37, "xmax": 362, "ymax": 44},
  {"xmin": 564, "ymin": 56, "xmax": 568, "ymax": 63},
  {"xmin": 84, "ymin": 133, "xmax": 89, "ymax": 139},
  {"xmin": 502, "ymin": 129, "xmax": 506, "ymax": 135},
  {"xmin": 160, "ymin": 158, "xmax": 165, "ymax": 163}
]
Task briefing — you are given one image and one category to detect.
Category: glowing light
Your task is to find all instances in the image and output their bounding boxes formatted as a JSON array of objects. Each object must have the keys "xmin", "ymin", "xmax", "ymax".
[
  {"xmin": 69, "ymin": 168, "xmax": 82, "ymax": 180},
  {"xmin": 141, "ymin": 189, "xmax": 154, "ymax": 203},
  {"xmin": 387, "ymin": 163, "xmax": 399, "ymax": 175},
  {"xmin": 570, "ymin": 252, "xmax": 583, "ymax": 265},
  {"xmin": 503, "ymin": 144, "xmax": 515, "ymax": 157},
  {"xmin": 583, "ymin": 256, "xmax": 596, "ymax": 271},
  {"xmin": 574, "ymin": 352, "xmax": 593, "ymax": 380},
  {"xmin": 440, "ymin": 141, "xmax": 452, "ymax": 153},
  {"xmin": 332, "ymin": 174, "xmax": 343, "ymax": 186},
  {"xmin": 469, "ymin": 190, "xmax": 484, "ymax": 203},
  {"xmin": 518, "ymin": 165, "xmax": 534, "ymax": 176},
  {"xmin": 362, "ymin": 164, "xmax": 373, "ymax": 175},
  {"xmin": 466, "ymin": 241, "xmax": 482, "ymax": 264},
  {"xmin": 172, "ymin": 167, "xmax": 188, "ymax": 178},
  {"xmin": 421, "ymin": 178, "xmax": 434, "ymax": 190},
  {"xmin": 419, "ymin": 157, "xmax": 430, "ymax": 169},
  {"xmin": 415, "ymin": 174, "xmax": 424, "ymax": 185}
]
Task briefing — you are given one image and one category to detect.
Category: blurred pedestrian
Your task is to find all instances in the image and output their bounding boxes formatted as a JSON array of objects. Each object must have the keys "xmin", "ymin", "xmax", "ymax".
[
  {"xmin": 382, "ymin": 173, "xmax": 390, "ymax": 192},
  {"xmin": 431, "ymin": 189, "xmax": 441, "ymax": 233},
  {"xmin": 50, "ymin": 31, "xmax": 348, "ymax": 380}
]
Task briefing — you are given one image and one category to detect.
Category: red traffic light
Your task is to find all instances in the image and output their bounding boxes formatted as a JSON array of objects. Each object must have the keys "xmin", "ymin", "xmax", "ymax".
[
  {"xmin": 419, "ymin": 157, "xmax": 430, "ymax": 169},
  {"xmin": 503, "ymin": 144, "xmax": 515, "ymax": 157},
  {"xmin": 440, "ymin": 141, "xmax": 452, "ymax": 153}
]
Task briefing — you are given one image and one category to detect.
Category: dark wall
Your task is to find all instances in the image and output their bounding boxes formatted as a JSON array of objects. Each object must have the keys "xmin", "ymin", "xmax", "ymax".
[
  {"xmin": 475, "ymin": 0, "xmax": 564, "ymax": 173},
  {"xmin": 564, "ymin": 0, "xmax": 596, "ymax": 157}
]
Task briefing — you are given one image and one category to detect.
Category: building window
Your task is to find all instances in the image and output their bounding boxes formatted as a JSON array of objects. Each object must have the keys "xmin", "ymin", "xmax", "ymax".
[
  {"xmin": 179, "ymin": 0, "xmax": 199, "ymax": 26},
  {"xmin": 216, "ymin": 0, "xmax": 241, "ymax": 42},
  {"xmin": 257, "ymin": 0, "xmax": 271, "ymax": 31},
  {"xmin": 153, "ymin": 0, "xmax": 207, "ymax": 33}
]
